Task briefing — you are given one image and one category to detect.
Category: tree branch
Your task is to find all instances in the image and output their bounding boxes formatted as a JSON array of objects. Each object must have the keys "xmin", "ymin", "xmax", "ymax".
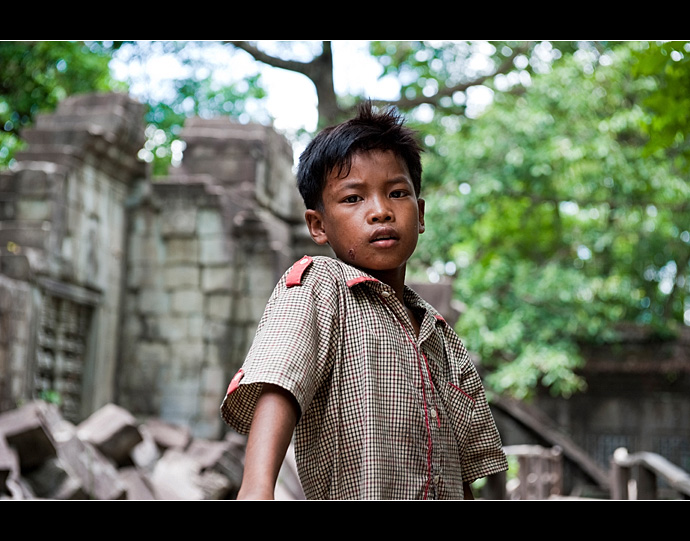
[
  {"xmin": 226, "ymin": 41, "xmax": 325, "ymax": 79},
  {"xmin": 390, "ymin": 42, "xmax": 532, "ymax": 111}
]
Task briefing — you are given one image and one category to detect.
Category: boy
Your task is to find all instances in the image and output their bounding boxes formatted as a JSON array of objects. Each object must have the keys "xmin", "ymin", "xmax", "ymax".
[{"xmin": 220, "ymin": 102, "xmax": 507, "ymax": 500}]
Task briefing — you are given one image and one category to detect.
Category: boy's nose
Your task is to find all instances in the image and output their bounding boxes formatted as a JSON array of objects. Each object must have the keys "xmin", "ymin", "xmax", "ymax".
[
  {"xmin": 372, "ymin": 213, "xmax": 393, "ymax": 222},
  {"xmin": 369, "ymin": 200, "xmax": 394, "ymax": 223}
]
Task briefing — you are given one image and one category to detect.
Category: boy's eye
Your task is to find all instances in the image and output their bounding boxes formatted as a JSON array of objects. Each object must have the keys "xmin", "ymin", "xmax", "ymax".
[
  {"xmin": 390, "ymin": 190, "xmax": 408, "ymax": 198},
  {"xmin": 343, "ymin": 195, "xmax": 362, "ymax": 203}
]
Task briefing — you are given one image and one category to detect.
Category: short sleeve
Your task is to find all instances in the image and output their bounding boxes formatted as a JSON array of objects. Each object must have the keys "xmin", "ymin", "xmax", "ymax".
[{"xmin": 220, "ymin": 261, "xmax": 340, "ymax": 434}]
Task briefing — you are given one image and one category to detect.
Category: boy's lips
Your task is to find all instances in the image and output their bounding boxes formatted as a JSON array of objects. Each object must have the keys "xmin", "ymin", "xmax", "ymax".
[{"xmin": 369, "ymin": 227, "xmax": 399, "ymax": 246}]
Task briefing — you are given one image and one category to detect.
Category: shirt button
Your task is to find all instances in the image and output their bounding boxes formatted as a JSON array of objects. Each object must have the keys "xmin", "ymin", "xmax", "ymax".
[
  {"xmin": 380, "ymin": 291, "xmax": 391, "ymax": 298},
  {"xmin": 430, "ymin": 409, "xmax": 437, "ymax": 418}
]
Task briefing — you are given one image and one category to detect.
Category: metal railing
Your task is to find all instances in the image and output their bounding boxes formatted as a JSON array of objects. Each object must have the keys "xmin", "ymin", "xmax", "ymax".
[
  {"xmin": 483, "ymin": 444, "xmax": 563, "ymax": 500},
  {"xmin": 610, "ymin": 447, "xmax": 690, "ymax": 500},
  {"xmin": 483, "ymin": 445, "xmax": 690, "ymax": 500}
]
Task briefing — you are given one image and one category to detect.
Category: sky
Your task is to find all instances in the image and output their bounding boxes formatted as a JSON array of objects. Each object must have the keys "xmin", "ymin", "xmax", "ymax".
[
  {"xmin": 108, "ymin": 40, "xmax": 496, "ymax": 166},
  {"xmin": 110, "ymin": 40, "xmax": 402, "ymax": 136}
]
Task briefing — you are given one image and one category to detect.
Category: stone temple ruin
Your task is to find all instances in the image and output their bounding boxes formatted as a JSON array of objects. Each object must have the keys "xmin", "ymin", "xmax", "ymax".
[
  {"xmin": 0, "ymin": 92, "xmax": 331, "ymax": 439},
  {"xmin": 2, "ymin": 92, "xmax": 689, "ymax": 500}
]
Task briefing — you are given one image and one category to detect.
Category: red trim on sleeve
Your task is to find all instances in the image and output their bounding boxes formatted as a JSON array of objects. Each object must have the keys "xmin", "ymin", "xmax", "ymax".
[
  {"xmin": 226, "ymin": 369, "xmax": 244, "ymax": 395},
  {"xmin": 286, "ymin": 256, "xmax": 313, "ymax": 288}
]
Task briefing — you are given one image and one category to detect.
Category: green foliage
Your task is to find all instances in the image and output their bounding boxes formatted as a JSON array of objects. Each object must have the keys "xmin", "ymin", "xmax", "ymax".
[
  {"xmin": 0, "ymin": 41, "xmax": 117, "ymax": 167},
  {"xmin": 633, "ymin": 41, "xmax": 690, "ymax": 165},
  {"xmin": 142, "ymin": 72, "xmax": 267, "ymax": 176},
  {"xmin": 112, "ymin": 41, "xmax": 268, "ymax": 176},
  {"xmin": 410, "ymin": 42, "xmax": 690, "ymax": 399},
  {"xmin": 0, "ymin": 41, "xmax": 269, "ymax": 175}
]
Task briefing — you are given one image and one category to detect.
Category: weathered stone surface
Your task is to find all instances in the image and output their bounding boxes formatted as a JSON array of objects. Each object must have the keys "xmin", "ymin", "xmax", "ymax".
[
  {"xmin": 76, "ymin": 403, "xmax": 143, "ymax": 467},
  {"xmin": 119, "ymin": 466, "xmax": 156, "ymax": 500},
  {"xmin": 0, "ymin": 401, "xmax": 276, "ymax": 500},
  {"xmin": 0, "ymin": 401, "xmax": 57, "ymax": 471},
  {"xmin": 142, "ymin": 417, "xmax": 191, "ymax": 451},
  {"xmin": 0, "ymin": 435, "xmax": 17, "ymax": 496}
]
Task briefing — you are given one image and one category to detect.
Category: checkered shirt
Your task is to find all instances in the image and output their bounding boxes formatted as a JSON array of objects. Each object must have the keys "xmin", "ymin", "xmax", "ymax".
[{"xmin": 221, "ymin": 256, "xmax": 507, "ymax": 500}]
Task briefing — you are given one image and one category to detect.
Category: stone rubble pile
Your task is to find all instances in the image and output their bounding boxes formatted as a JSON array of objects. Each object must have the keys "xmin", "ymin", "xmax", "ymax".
[{"xmin": 0, "ymin": 400, "xmax": 304, "ymax": 500}]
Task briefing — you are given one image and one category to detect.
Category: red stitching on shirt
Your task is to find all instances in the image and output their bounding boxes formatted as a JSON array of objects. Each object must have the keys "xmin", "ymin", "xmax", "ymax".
[
  {"xmin": 421, "ymin": 351, "xmax": 441, "ymax": 429},
  {"xmin": 378, "ymin": 292, "xmax": 438, "ymax": 500},
  {"xmin": 449, "ymin": 382, "xmax": 475, "ymax": 403}
]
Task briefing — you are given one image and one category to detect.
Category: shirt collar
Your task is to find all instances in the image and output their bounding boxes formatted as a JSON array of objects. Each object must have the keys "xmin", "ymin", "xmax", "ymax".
[{"xmin": 332, "ymin": 257, "xmax": 448, "ymax": 327}]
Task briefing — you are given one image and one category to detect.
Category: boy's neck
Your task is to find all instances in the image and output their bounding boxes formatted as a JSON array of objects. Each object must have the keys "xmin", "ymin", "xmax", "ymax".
[{"xmin": 364, "ymin": 265, "xmax": 407, "ymax": 303}]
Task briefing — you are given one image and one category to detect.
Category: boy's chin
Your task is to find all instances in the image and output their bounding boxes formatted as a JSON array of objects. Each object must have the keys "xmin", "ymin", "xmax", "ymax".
[{"xmin": 345, "ymin": 255, "xmax": 411, "ymax": 275}]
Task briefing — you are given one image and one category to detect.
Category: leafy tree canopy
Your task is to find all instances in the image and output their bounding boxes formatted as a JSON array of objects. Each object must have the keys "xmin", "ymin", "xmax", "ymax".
[
  {"xmin": 0, "ymin": 41, "xmax": 117, "ymax": 165},
  {"xmin": 408, "ymin": 41, "xmax": 690, "ymax": 398}
]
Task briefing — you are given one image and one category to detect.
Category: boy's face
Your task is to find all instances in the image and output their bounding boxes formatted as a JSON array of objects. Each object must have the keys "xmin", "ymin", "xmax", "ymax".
[{"xmin": 305, "ymin": 149, "xmax": 425, "ymax": 283}]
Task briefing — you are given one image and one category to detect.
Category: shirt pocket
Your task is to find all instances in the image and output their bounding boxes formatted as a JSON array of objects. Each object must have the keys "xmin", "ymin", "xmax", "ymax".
[{"xmin": 443, "ymin": 382, "xmax": 476, "ymax": 451}]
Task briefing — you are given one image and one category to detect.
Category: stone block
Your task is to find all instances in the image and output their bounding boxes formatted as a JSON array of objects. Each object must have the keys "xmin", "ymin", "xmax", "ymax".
[
  {"xmin": 119, "ymin": 466, "xmax": 156, "ymax": 500},
  {"xmin": 0, "ymin": 435, "xmax": 18, "ymax": 494},
  {"xmin": 23, "ymin": 456, "xmax": 85, "ymax": 499},
  {"xmin": 138, "ymin": 289, "xmax": 169, "ymax": 315},
  {"xmin": 53, "ymin": 425, "xmax": 126, "ymax": 500},
  {"xmin": 187, "ymin": 314, "xmax": 204, "ymax": 339},
  {"xmin": 148, "ymin": 449, "xmax": 204, "ymax": 500},
  {"xmin": 0, "ymin": 254, "xmax": 32, "ymax": 281},
  {"xmin": 201, "ymin": 265, "xmax": 233, "ymax": 292},
  {"xmin": 0, "ymin": 401, "xmax": 57, "ymax": 471},
  {"xmin": 199, "ymin": 236, "xmax": 229, "ymax": 265},
  {"xmin": 14, "ymin": 167, "xmax": 54, "ymax": 197},
  {"xmin": 158, "ymin": 315, "xmax": 188, "ymax": 341},
  {"xmin": 2, "ymin": 400, "xmax": 127, "ymax": 500},
  {"xmin": 136, "ymin": 342, "xmax": 169, "ymax": 366},
  {"xmin": 160, "ymin": 378, "xmax": 201, "ymax": 427},
  {"xmin": 148, "ymin": 448, "xmax": 231, "ymax": 500},
  {"xmin": 171, "ymin": 341, "xmax": 204, "ymax": 366},
  {"xmin": 164, "ymin": 264, "xmax": 199, "ymax": 289},
  {"xmin": 203, "ymin": 320, "xmax": 229, "ymax": 343},
  {"xmin": 160, "ymin": 207, "xmax": 197, "ymax": 238},
  {"xmin": 16, "ymin": 199, "xmax": 52, "ymax": 221},
  {"xmin": 171, "ymin": 289, "xmax": 204, "ymax": 314},
  {"xmin": 197, "ymin": 209, "xmax": 224, "ymax": 235},
  {"xmin": 206, "ymin": 293, "xmax": 232, "ymax": 320},
  {"xmin": 76, "ymin": 403, "xmax": 143, "ymax": 467},
  {"xmin": 129, "ymin": 424, "xmax": 162, "ymax": 470},
  {"xmin": 142, "ymin": 418, "xmax": 191, "ymax": 451},
  {"xmin": 166, "ymin": 238, "xmax": 199, "ymax": 264}
]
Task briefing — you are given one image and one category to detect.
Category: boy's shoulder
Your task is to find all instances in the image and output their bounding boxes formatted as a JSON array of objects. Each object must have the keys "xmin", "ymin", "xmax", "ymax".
[{"xmin": 282, "ymin": 255, "xmax": 371, "ymax": 290}]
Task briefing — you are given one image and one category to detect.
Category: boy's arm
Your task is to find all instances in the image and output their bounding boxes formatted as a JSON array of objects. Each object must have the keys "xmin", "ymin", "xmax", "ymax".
[{"xmin": 236, "ymin": 383, "xmax": 299, "ymax": 500}]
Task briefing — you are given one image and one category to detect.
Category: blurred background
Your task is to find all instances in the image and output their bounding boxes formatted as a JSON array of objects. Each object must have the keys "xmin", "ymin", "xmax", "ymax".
[{"xmin": 1, "ymin": 41, "xmax": 689, "ymax": 500}]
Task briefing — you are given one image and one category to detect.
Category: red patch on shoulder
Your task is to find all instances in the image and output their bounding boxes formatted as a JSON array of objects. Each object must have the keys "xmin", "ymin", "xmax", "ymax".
[{"xmin": 286, "ymin": 256, "xmax": 313, "ymax": 287}]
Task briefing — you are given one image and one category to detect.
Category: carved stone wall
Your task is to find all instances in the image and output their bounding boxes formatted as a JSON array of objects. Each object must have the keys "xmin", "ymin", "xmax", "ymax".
[
  {"xmin": 0, "ymin": 93, "xmax": 146, "ymax": 421},
  {"xmin": 0, "ymin": 92, "xmax": 327, "ymax": 439}
]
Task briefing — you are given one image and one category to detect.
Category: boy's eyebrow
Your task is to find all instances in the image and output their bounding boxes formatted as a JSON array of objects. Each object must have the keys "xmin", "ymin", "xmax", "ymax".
[{"xmin": 336, "ymin": 176, "xmax": 412, "ymax": 192}]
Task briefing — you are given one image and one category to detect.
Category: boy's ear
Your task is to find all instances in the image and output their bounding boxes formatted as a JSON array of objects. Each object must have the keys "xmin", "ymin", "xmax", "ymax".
[
  {"xmin": 305, "ymin": 209, "xmax": 329, "ymax": 245},
  {"xmin": 418, "ymin": 198, "xmax": 426, "ymax": 234}
]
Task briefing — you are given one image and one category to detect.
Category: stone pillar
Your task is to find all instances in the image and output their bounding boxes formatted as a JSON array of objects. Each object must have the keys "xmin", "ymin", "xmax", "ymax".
[
  {"xmin": 120, "ymin": 117, "xmax": 320, "ymax": 438},
  {"xmin": 0, "ymin": 93, "xmax": 146, "ymax": 420}
]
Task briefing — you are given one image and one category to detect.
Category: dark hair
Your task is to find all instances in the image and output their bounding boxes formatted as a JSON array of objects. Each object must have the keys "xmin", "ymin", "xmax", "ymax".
[{"xmin": 296, "ymin": 101, "xmax": 424, "ymax": 210}]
